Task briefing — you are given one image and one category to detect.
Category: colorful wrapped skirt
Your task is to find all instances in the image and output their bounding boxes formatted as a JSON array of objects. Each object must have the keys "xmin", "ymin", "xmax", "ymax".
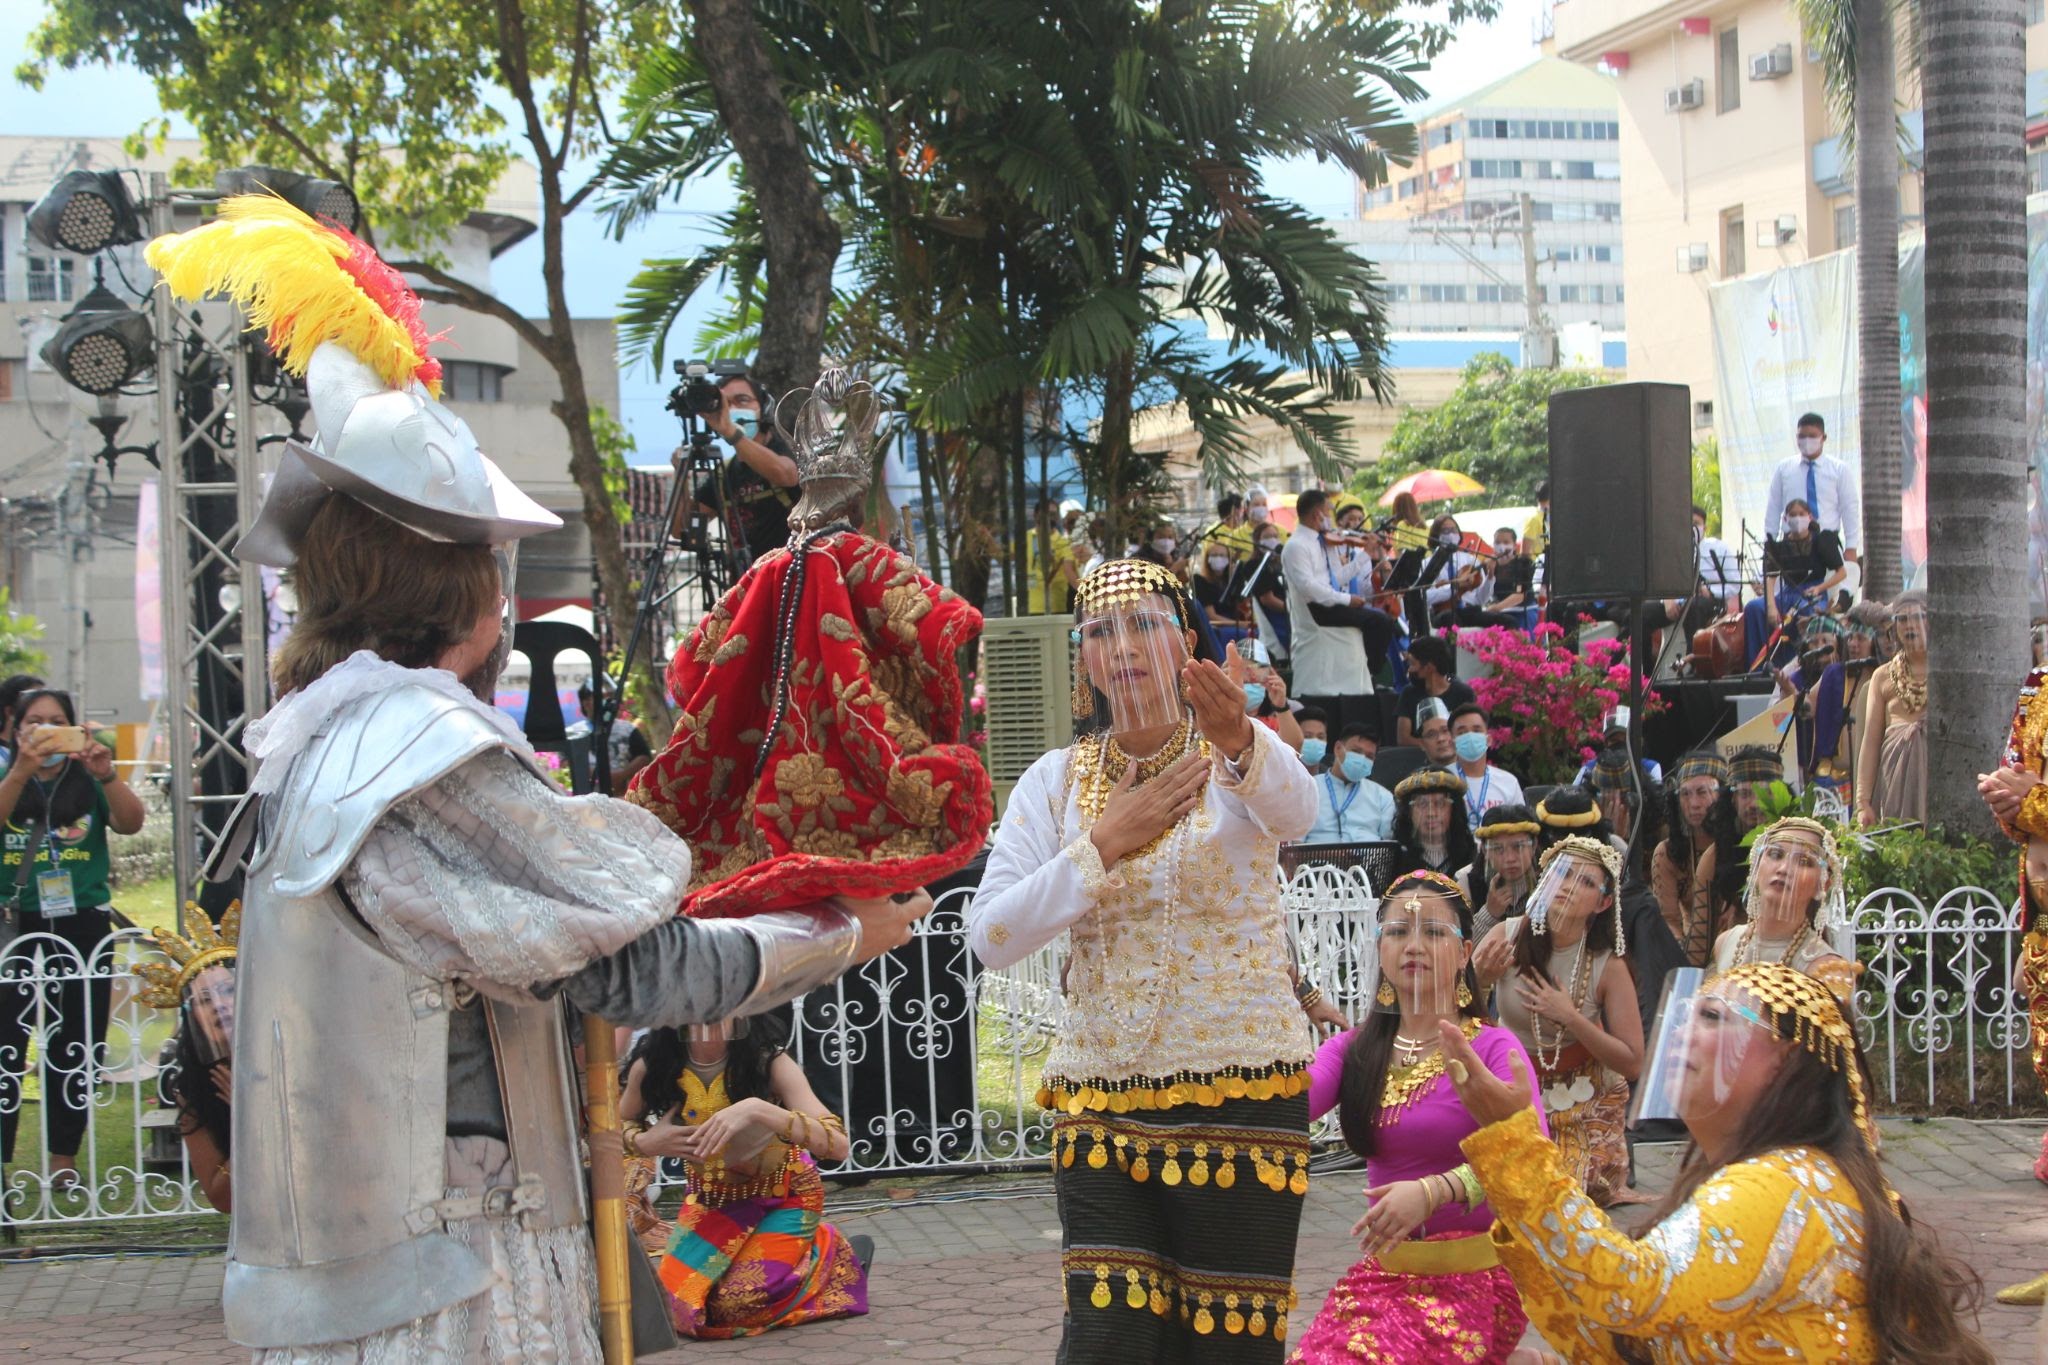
[
  {"xmin": 1288, "ymin": 1233, "xmax": 1527, "ymax": 1365},
  {"xmin": 1542, "ymin": 1062, "xmax": 1630, "ymax": 1206},
  {"xmin": 644, "ymin": 1154, "xmax": 868, "ymax": 1339}
]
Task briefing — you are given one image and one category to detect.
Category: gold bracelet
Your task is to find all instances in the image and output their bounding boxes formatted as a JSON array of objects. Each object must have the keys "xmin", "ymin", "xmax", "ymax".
[
  {"xmin": 621, "ymin": 1123, "xmax": 645, "ymax": 1159},
  {"xmin": 1296, "ymin": 986, "xmax": 1324, "ymax": 1011}
]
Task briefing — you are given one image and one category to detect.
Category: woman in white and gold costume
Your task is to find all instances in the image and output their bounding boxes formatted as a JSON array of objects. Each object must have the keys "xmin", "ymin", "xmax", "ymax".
[
  {"xmin": 1709, "ymin": 815, "xmax": 1861, "ymax": 1004},
  {"xmin": 968, "ymin": 557, "xmax": 1317, "ymax": 1364},
  {"xmin": 1440, "ymin": 962, "xmax": 1993, "ymax": 1363}
]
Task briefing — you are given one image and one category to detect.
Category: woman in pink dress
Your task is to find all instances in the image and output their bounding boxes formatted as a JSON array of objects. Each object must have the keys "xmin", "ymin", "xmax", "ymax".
[{"xmin": 1290, "ymin": 870, "xmax": 1543, "ymax": 1365}]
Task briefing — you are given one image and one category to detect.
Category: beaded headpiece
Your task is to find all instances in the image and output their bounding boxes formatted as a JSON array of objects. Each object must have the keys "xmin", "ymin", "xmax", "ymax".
[
  {"xmin": 1383, "ymin": 868, "xmax": 1470, "ymax": 913},
  {"xmin": 1672, "ymin": 750, "xmax": 1730, "ymax": 787},
  {"xmin": 1537, "ymin": 835, "xmax": 1624, "ymax": 888},
  {"xmin": 1707, "ymin": 962, "xmax": 1881, "ymax": 1161},
  {"xmin": 1726, "ymin": 745, "xmax": 1783, "ymax": 787},
  {"xmin": 134, "ymin": 901, "xmax": 241, "ymax": 1010},
  {"xmin": 1074, "ymin": 558, "xmax": 1187, "ymax": 617},
  {"xmin": 1473, "ymin": 819, "xmax": 1539, "ymax": 840},
  {"xmin": 1741, "ymin": 815, "xmax": 1848, "ymax": 934},
  {"xmin": 1535, "ymin": 796, "xmax": 1601, "ymax": 829},
  {"xmin": 1394, "ymin": 765, "xmax": 1468, "ymax": 802}
]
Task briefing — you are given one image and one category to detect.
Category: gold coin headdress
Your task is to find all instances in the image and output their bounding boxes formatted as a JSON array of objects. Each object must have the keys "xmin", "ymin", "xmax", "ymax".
[
  {"xmin": 133, "ymin": 901, "xmax": 241, "ymax": 1010},
  {"xmin": 1074, "ymin": 557, "xmax": 1187, "ymax": 618},
  {"xmin": 1707, "ymin": 961, "xmax": 1883, "ymax": 1165}
]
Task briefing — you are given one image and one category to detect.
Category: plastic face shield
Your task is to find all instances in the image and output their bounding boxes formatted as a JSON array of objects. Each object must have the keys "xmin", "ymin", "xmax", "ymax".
[
  {"xmin": 1526, "ymin": 849, "xmax": 1610, "ymax": 936},
  {"xmin": 1077, "ymin": 595, "xmax": 1189, "ymax": 735},
  {"xmin": 1479, "ymin": 832, "xmax": 1537, "ymax": 899},
  {"xmin": 1370, "ymin": 884, "xmax": 1469, "ymax": 1018},
  {"xmin": 1748, "ymin": 827, "xmax": 1829, "ymax": 923},
  {"xmin": 182, "ymin": 964, "xmax": 236, "ymax": 1069},
  {"xmin": 1631, "ymin": 972, "xmax": 1779, "ymax": 1127}
]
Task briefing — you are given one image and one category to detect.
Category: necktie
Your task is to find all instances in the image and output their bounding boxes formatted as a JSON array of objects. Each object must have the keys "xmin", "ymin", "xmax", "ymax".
[{"xmin": 1805, "ymin": 460, "xmax": 1819, "ymax": 530}]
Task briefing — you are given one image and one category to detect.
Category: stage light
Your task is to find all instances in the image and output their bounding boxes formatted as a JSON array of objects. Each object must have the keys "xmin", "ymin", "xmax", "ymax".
[
  {"xmin": 40, "ymin": 284, "xmax": 155, "ymax": 395},
  {"xmin": 213, "ymin": 165, "xmax": 360, "ymax": 233},
  {"xmin": 27, "ymin": 170, "xmax": 144, "ymax": 255}
]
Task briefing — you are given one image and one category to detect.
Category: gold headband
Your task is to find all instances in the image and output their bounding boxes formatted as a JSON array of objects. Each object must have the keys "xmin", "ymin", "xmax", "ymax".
[
  {"xmin": 134, "ymin": 900, "xmax": 241, "ymax": 1010},
  {"xmin": 1383, "ymin": 869, "xmax": 1471, "ymax": 913},
  {"xmin": 1474, "ymin": 820, "xmax": 1539, "ymax": 839},
  {"xmin": 1536, "ymin": 835, "xmax": 1623, "ymax": 886},
  {"xmin": 1395, "ymin": 766, "xmax": 1469, "ymax": 801},
  {"xmin": 1706, "ymin": 962, "xmax": 1881, "ymax": 1164},
  {"xmin": 1075, "ymin": 558, "xmax": 1185, "ymax": 615},
  {"xmin": 1535, "ymin": 797, "xmax": 1601, "ymax": 828}
]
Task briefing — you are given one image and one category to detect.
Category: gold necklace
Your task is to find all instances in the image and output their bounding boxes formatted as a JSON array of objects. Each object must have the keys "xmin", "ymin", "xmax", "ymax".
[
  {"xmin": 1074, "ymin": 716, "xmax": 1206, "ymax": 862},
  {"xmin": 1379, "ymin": 1018, "xmax": 1483, "ymax": 1121},
  {"xmin": 1735, "ymin": 919, "xmax": 1812, "ymax": 969},
  {"xmin": 1886, "ymin": 655, "xmax": 1927, "ymax": 714},
  {"xmin": 1530, "ymin": 940, "xmax": 1592, "ymax": 1072}
]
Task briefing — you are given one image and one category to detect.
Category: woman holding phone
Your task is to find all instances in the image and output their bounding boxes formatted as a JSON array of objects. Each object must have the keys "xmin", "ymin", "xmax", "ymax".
[{"xmin": 0, "ymin": 688, "xmax": 145, "ymax": 1193}]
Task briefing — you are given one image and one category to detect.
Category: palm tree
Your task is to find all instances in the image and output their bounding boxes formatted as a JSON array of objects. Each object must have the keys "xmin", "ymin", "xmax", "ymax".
[
  {"xmin": 606, "ymin": 0, "xmax": 1427, "ymax": 609},
  {"xmin": 1793, "ymin": 0, "xmax": 1904, "ymax": 599},
  {"xmin": 1920, "ymin": 0, "xmax": 2030, "ymax": 838}
]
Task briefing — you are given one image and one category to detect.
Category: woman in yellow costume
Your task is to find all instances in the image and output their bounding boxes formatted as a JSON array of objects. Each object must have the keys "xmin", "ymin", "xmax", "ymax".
[
  {"xmin": 1434, "ymin": 962, "xmax": 1991, "ymax": 1362},
  {"xmin": 1979, "ymin": 663, "xmax": 2048, "ymax": 1305}
]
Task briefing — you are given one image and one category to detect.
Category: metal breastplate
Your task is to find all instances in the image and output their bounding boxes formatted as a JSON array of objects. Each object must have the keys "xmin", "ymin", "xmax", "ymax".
[{"xmin": 223, "ymin": 682, "xmax": 589, "ymax": 1349}]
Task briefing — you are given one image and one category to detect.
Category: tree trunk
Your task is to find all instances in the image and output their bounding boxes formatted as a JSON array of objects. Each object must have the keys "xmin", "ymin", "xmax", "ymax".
[
  {"xmin": 1921, "ymin": 0, "xmax": 2030, "ymax": 839},
  {"xmin": 946, "ymin": 434, "xmax": 1002, "ymax": 615},
  {"xmin": 684, "ymin": 0, "xmax": 839, "ymax": 402},
  {"xmin": 1854, "ymin": 0, "xmax": 1903, "ymax": 600}
]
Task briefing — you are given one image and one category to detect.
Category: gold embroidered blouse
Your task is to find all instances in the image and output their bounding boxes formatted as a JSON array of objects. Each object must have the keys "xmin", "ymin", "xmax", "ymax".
[
  {"xmin": 1463, "ymin": 1107, "xmax": 1875, "ymax": 1362},
  {"xmin": 966, "ymin": 723, "xmax": 1318, "ymax": 1110}
]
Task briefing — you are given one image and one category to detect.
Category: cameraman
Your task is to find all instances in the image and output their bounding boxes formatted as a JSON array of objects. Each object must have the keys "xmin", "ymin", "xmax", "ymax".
[{"xmin": 685, "ymin": 369, "xmax": 800, "ymax": 569}]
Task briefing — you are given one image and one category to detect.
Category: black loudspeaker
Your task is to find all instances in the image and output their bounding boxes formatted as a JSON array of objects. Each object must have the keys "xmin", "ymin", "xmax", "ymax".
[{"xmin": 1546, "ymin": 382, "xmax": 1694, "ymax": 599}]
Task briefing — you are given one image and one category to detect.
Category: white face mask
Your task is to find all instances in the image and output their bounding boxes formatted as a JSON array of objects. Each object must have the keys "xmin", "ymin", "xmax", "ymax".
[
  {"xmin": 1495, "ymin": 542, "xmax": 1515, "ymax": 558},
  {"xmin": 1248, "ymin": 505, "xmax": 1270, "ymax": 523},
  {"xmin": 1796, "ymin": 435, "xmax": 1823, "ymax": 457},
  {"xmin": 1207, "ymin": 554, "xmax": 1229, "ymax": 572},
  {"xmin": 1152, "ymin": 537, "xmax": 1177, "ymax": 556},
  {"xmin": 1437, "ymin": 530, "xmax": 1461, "ymax": 548},
  {"xmin": 1786, "ymin": 514, "xmax": 1812, "ymax": 534},
  {"xmin": 1257, "ymin": 537, "xmax": 1280, "ymax": 553}
]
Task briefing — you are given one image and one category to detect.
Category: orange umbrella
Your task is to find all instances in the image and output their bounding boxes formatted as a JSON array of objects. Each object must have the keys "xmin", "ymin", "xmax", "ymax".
[{"xmin": 1377, "ymin": 469, "xmax": 1486, "ymax": 507}]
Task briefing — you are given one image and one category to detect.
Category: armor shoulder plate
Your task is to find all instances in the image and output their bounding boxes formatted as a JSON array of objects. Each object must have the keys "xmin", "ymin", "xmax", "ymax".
[{"xmin": 262, "ymin": 682, "xmax": 531, "ymax": 898}]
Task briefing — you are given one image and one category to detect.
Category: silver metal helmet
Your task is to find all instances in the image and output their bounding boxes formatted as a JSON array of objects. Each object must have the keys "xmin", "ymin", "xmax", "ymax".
[{"xmin": 237, "ymin": 343, "xmax": 560, "ymax": 567}]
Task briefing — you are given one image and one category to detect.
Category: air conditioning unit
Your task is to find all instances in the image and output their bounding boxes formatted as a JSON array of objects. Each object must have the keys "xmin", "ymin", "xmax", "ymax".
[
  {"xmin": 1664, "ymin": 79, "xmax": 1705, "ymax": 113},
  {"xmin": 1674, "ymin": 242, "xmax": 1710, "ymax": 273},
  {"xmin": 980, "ymin": 613, "xmax": 1076, "ymax": 817},
  {"xmin": 1749, "ymin": 45, "xmax": 1794, "ymax": 80}
]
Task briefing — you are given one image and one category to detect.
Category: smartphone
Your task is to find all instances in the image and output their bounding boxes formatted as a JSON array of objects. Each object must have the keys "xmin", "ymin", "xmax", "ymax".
[{"xmin": 34, "ymin": 724, "xmax": 87, "ymax": 754}]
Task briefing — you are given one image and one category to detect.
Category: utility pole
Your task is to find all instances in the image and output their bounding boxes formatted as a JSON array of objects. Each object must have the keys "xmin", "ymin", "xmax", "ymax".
[
  {"xmin": 59, "ymin": 446, "xmax": 94, "ymax": 714},
  {"xmin": 1517, "ymin": 192, "xmax": 1557, "ymax": 370}
]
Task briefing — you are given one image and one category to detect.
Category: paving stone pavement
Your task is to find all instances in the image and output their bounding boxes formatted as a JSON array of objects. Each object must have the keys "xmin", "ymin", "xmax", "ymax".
[{"xmin": 2, "ymin": 1116, "xmax": 2042, "ymax": 1362}]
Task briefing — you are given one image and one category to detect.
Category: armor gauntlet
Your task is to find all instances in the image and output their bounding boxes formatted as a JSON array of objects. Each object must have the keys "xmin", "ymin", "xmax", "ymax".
[{"xmin": 730, "ymin": 903, "xmax": 863, "ymax": 1014}]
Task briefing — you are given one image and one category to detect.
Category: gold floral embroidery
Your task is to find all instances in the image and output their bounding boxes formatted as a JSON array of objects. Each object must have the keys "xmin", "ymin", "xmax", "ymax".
[
  {"xmin": 776, "ymin": 754, "xmax": 845, "ymax": 808},
  {"xmin": 819, "ymin": 613, "xmax": 857, "ymax": 642},
  {"xmin": 986, "ymin": 922, "xmax": 1012, "ymax": 948}
]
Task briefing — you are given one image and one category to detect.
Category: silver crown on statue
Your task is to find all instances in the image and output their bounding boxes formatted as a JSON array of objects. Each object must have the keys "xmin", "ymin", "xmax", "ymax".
[{"xmin": 776, "ymin": 363, "xmax": 883, "ymax": 492}]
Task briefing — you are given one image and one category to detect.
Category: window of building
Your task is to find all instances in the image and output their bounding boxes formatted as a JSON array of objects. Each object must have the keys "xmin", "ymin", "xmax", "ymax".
[
  {"xmin": 1557, "ymin": 285, "xmax": 1582, "ymax": 303},
  {"xmin": 444, "ymin": 360, "xmax": 506, "ymax": 403},
  {"xmin": 2032, "ymin": 0, "xmax": 2045, "ymax": 24},
  {"xmin": 27, "ymin": 255, "xmax": 74, "ymax": 303},
  {"xmin": 1426, "ymin": 123, "xmax": 1458, "ymax": 148},
  {"xmin": 1420, "ymin": 284, "xmax": 1466, "ymax": 303},
  {"xmin": 0, "ymin": 358, "xmax": 21, "ymax": 401},
  {"xmin": 1383, "ymin": 283, "xmax": 1411, "ymax": 301},
  {"xmin": 2031, "ymin": 146, "xmax": 2048, "ymax": 195},
  {"xmin": 1718, "ymin": 29, "xmax": 1741, "ymax": 114},
  {"xmin": 1467, "ymin": 159, "xmax": 1521, "ymax": 179},
  {"xmin": 1834, "ymin": 202, "xmax": 1858, "ymax": 249},
  {"xmin": 1476, "ymin": 284, "xmax": 1526, "ymax": 303},
  {"xmin": 1398, "ymin": 177, "xmax": 1422, "ymax": 199},
  {"xmin": 1722, "ymin": 207, "xmax": 1747, "ymax": 278}
]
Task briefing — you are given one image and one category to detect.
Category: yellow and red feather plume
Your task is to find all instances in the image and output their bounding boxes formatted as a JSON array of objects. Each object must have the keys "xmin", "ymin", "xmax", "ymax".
[{"xmin": 144, "ymin": 194, "xmax": 443, "ymax": 397}]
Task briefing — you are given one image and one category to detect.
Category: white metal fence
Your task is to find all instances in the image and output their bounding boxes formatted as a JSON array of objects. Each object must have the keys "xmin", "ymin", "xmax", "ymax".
[{"xmin": 1, "ymin": 876, "xmax": 2036, "ymax": 1230}]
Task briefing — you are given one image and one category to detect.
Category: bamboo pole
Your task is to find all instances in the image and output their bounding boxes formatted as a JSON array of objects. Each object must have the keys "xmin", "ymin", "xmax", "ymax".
[{"xmin": 582, "ymin": 1016, "xmax": 634, "ymax": 1365}]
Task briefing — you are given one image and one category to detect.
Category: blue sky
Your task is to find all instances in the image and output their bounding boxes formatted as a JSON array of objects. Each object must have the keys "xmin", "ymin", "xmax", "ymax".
[{"xmin": 0, "ymin": 0, "xmax": 1546, "ymax": 461}]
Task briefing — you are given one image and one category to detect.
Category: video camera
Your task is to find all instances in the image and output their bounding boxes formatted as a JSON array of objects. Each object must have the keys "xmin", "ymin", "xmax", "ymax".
[{"xmin": 668, "ymin": 357, "xmax": 752, "ymax": 421}]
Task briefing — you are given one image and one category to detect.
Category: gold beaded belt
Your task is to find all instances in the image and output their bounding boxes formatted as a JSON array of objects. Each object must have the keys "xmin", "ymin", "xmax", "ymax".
[
  {"xmin": 1052, "ymin": 1114, "xmax": 1312, "ymax": 1194},
  {"xmin": 1377, "ymin": 1233, "xmax": 1501, "ymax": 1276}
]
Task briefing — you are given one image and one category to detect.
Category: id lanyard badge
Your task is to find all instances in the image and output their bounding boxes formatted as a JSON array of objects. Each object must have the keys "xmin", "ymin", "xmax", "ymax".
[{"xmin": 35, "ymin": 864, "xmax": 77, "ymax": 919}]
